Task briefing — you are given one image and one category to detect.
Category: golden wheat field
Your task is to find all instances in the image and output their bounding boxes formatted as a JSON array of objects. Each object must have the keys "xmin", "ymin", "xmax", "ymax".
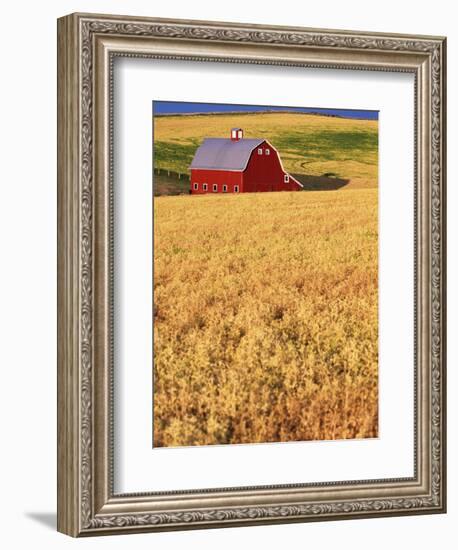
[{"xmin": 153, "ymin": 189, "xmax": 378, "ymax": 447}]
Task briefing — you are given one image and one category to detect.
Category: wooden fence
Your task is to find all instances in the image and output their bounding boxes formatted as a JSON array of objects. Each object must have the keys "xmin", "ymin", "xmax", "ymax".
[{"xmin": 154, "ymin": 167, "xmax": 190, "ymax": 180}]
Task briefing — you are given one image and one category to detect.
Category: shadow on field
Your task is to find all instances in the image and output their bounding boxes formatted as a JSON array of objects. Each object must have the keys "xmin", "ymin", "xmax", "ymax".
[
  {"xmin": 292, "ymin": 173, "xmax": 350, "ymax": 191},
  {"xmin": 154, "ymin": 171, "xmax": 190, "ymax": 196}
]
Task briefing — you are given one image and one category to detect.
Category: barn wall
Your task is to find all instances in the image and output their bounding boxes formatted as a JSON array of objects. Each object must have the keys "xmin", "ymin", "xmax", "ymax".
[
  {"xmin": 190, "ymin": 169, "xmax": 243, "ymax": 194},
  {"xmin": 244, "ymin": 142, "xmax": 301, "ymax": 192}
]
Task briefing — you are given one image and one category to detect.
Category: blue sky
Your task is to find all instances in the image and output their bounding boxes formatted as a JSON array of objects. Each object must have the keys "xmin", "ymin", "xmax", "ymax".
[{"xmin": 153, "ymin": 101, "xmax": 378, "ymax": 120}]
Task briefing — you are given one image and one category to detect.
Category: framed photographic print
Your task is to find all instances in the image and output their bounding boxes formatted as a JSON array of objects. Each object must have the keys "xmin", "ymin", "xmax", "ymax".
[
  {"xmin": 152, "ymin": 100, "xmax": 380, "ymax": 448},
  {"xmin": 57, "ymin": 13, "xmax": 446, "ymax": 536}
]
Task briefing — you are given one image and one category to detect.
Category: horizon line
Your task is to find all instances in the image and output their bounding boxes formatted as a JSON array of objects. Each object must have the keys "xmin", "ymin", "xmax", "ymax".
[
  {"xmin": 154, "ymin": 109, "xmax": 378, "ymax": 121},
  {"xmin": 152, "ymin": 101, "xmax": 379, "ymax": 121}
]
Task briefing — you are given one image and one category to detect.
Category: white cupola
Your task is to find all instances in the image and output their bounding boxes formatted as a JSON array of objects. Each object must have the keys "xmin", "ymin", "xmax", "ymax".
[{"xmin": 230, "ymin": 128, "xmax": 243, "ymax": 141}]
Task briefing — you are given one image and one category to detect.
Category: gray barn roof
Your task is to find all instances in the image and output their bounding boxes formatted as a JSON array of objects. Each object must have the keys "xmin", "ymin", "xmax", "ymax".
[{"xmin": 190, "ymin": 138, "xmax": 265, "ymax": 171}]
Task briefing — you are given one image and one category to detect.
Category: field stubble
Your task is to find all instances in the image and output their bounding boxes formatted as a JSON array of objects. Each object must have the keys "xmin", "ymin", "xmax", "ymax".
[{"xmin": 153, "ymin": 190, "xmax": 378, "ymax": 447}]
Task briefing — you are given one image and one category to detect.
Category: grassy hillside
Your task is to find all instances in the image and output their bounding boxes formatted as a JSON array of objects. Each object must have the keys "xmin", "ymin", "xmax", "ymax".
[
  {"xmin": 153, "ymin": 189, "xmax": 378, "ymax": 447},
  {"xmin": 153, "ymin": 112, "xmax": 378, "ymax": 191}
]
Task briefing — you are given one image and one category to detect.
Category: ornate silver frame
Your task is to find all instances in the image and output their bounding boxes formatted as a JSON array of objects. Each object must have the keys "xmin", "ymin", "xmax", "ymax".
[{"xmin": 57, "ymin": 13, "xmax": 446, "ymax": 537}]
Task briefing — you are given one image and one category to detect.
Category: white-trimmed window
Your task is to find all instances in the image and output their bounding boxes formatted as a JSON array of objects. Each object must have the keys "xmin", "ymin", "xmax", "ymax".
[
  {"xmin": 203, "ymin": 183, "xmax": 208, "ymax": 191},
  {"xmin": 223, "ymin": 185, "xmax": 227, "ymax": 193},
  {"xmin": 284, "ymin": 174, "xmax": 290, "ymax": 183},
  {"xmin": 213, "ymin": 184, "xmax": 218, "ymax": 192},
  {"xmin": 193, "ymin": 182, "xmax": 198, "ymax": 190},
  {"xmin": 258, "ymin": 148, "xmax": 263, "ymax": 155},
  {"xmin": 265, "ymin": 148, "xmax": 270, "ymax": 155},
  {"xmin": 234, "ymin": 185, "xmax": 239, "ymax": 193}
]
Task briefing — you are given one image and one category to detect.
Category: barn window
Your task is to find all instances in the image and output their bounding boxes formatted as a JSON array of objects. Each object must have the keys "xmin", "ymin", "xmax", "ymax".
[
  {"xmin": 203, "ymin": 183, "xmax": 208, "ymax": 191},
  {"xmin": 213, "ymin": 184, "xmax": 218, "ymax": 192},
  {"xmin": 223, "ymin": 185, "xmax": 227, "ymax": 193},
  {"xmin": 284, "ymin": 174, "xmax": 290, "ymax": 183},
  {"xmin": 265, "ymin": 148, "xmax": 270, "ymax": 155},
  {"xmin": 234, "ymin": 185, "xmax": 239, "ymax": 193},
  {"xmin": 193, "ymin": 182, "xmax": 198, "ymax": 190},
  {"xmin": 258, "ymin": 148, "xmax": 263, "ymax": 155}
]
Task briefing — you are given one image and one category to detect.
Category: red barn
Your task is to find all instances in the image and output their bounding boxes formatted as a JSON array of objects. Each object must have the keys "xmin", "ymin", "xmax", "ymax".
[{"xmin": 189, "ymin": 128, "xmax": 302, "ymax": 194}]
